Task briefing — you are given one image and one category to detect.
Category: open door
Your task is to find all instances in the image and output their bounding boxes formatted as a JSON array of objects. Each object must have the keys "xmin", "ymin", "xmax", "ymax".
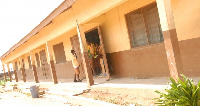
[
  {"xmin": 84, "ymin": 26, "xmax": 110, "ymax": 80},
  {"xmin": 97, "ymin": 26, "xmax": 110, "ymax": 80}
]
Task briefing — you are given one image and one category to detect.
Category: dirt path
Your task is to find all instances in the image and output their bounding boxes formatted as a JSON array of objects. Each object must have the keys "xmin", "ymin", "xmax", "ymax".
[{"xmin": 0, "ymin": 92, "xmax": 73, "ymax": 106}]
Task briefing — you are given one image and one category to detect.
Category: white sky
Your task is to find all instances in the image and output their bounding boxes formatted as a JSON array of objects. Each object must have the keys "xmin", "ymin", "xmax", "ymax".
[{"xmin": 0, "ymin": 0, "xmax": 64, "ymax": 73}]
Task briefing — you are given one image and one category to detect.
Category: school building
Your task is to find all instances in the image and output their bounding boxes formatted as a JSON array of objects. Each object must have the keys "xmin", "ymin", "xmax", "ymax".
[{"xmin": 0, "ymin": 0, "xmax": 199, "ymax": 86}]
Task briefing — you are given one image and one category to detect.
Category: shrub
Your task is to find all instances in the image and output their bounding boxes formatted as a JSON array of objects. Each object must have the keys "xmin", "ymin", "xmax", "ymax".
[
  {"xmin": 155, "ymin": 74, "xmax": 200, "ymax": 106},
  {"xmin": 0, "ymin": 79, "xmax": 6, "ymax": 85}
]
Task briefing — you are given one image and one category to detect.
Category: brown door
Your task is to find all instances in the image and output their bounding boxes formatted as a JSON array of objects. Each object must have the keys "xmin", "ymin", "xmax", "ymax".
[
  {"xmin": 70, "ymin": 35, "xmax": 86, "ymax": 78},
  {"xmin": 97, "ymin": 26, "xmax": 110, "ymax": 79}
]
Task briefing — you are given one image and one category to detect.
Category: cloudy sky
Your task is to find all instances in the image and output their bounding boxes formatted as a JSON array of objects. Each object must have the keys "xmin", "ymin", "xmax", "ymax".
[{"xmin": 0, "ymin": 0, "xmax": 64, "ymax": 72}]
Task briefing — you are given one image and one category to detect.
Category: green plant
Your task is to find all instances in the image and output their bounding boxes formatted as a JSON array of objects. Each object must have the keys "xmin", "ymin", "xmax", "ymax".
[
  {"xmin": 155, "ymin": 74, "xmax": 200, "ymax": 106},
  {"xmin": 0, "ymin": 79, "xmax": 6, "ymax": 85},
  {"xmin": 6, "ymin": 78, "xmax": 10, "ymax": 82}
]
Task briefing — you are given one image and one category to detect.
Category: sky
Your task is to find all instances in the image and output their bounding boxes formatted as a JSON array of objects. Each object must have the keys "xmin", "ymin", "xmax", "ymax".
[{"xmin": 0, "ymin": 0, "xmax": 64, "ymax": 73}]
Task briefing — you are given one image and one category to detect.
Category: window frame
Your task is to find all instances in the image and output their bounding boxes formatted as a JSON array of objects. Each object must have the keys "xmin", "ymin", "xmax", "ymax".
[{"xmin": 125, "ymin": 2, "xmax": 163, "ymax": 49}]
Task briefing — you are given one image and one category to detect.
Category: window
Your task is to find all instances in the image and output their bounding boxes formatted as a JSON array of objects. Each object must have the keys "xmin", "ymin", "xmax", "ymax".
[
  {"xmin": 53, "ymin": 42, "xmax": 66, "ymax": 64},
  {"xmin": 126, "ymin": 3, "xmax": 163, "ymax": 48}
]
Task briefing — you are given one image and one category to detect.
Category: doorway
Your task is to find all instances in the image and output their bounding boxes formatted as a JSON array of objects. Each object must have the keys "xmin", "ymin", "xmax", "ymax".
[{"xmin": 85, "ymin": 27, "xmax": 110, "ymax": 80}]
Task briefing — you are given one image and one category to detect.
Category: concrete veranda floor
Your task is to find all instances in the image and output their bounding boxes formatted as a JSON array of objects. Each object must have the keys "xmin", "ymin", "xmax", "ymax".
[{"xmin": 11, "ymin": 76, "xmax": 200, "ymax": 89}]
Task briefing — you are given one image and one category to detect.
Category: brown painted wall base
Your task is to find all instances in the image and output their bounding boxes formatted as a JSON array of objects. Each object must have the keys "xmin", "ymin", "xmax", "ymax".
[
  {"xmin": 179, "ymin": 37, "xmax": 200, "ymax": 77},
  {"xmin": 25, "ymin": 69, "xmax": 35, "ymax": 82},
  {"xmin": 55, "ymin": 61, "xmax": 74, "ymax": 79},
  {"xmin": 107, "ymin": 43, "xmax": 170, "ymax": 78},
  {"xmin": 37, "ymin": 65, "xmax": 53, "ymax": 81},
  {"xmin": 16, "ymin": 70, "xmax": 22, "ymax": 82},
  {"xmin": 107, "ymin": 37, "xmax": 200, "ymax": 78},
  {"xmin": 21, "ymin": 68, "xmax": 26, "ymax": 82}
]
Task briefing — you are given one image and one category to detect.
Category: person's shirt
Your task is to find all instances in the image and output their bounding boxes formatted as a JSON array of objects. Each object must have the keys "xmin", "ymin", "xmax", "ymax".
[
  {"xmin": 72, "ymin": 54, "xmax": 79, "ymax": 67},
  {"xmin": 87, "ymin": 44, "xmax": 95, "ymax": 55}
]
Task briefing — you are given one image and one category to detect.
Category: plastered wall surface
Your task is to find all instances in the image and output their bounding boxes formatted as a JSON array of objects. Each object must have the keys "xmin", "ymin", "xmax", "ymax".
[
  {"xmin": 172, "ymin": 0, "xmax": 200, "ymax": 41},
  {"xmin": 171, "ymin": 0, "xmax": 200, "ymax": 76}
]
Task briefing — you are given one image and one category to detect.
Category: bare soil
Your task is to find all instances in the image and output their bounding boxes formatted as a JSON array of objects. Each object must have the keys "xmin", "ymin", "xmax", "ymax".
[
  {"xmin": 79, "ymin": 90, "xmax": 156, "ymax": 106},
  {"xmin": 0, "ymin": 91, "xmax": 77, "ymax": 106}
]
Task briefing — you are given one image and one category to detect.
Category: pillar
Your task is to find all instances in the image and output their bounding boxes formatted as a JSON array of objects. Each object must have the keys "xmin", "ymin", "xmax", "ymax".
[
  {"xmin": 76, "ymin": 22, "xmax": 94, "ymax": 86},
  {"xmin": 6, "ymin": 63, "xmax": 12, "ymax": 82},
  {"xmin": 29, "ymin": 50, "xmax": 39, "ymax": 83},
  {"xmin": 19, "ymin": 57, "xmax": 26, "ymax": 82},
  {"xmin": 156, "ymin": 0, "xmax": 182, "ymax": 80},
  {"xmin": 46, "ymin": 42, "xmax": 58, "ymax": 84},
  {"xmin": 2, "ymin": 65, "xmax": 7, "ymax": 82},
  {"xmin": 12, "ymin": 61, "xmax": 18, "ymax": 82}
]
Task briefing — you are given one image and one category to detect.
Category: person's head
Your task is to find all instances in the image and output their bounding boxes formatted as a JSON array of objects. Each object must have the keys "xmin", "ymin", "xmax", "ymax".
[
  {"xmin": 71, "ymin": 50, "xmax": 75, "ymax": 54},
  {"xmin": 86, "ymin": 40, "xmax": 90, "ymax": 45},
  {"xmin": 95, "ymin": 43, "xmax": 99, "ymax": 47}
]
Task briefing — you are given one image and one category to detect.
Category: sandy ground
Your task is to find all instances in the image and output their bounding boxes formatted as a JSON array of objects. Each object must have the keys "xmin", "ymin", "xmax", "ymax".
[
  {"xmin": 79, "ymin": 90, "xmax": 155, "ymax": 106},
  {"xmin": 0, "ymin": 92, "xmax": 73, "ymax": 106}
]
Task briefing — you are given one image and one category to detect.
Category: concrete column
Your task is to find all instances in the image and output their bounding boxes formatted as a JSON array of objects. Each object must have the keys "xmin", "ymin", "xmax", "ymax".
[
  {"xmin": 156, "ymin": 0, "xmax": 182, "ymax": 80},
  {"xmin": 46, "ymin": 42, "xmax": 58, "ymax": 84},
  {"xmin": 76, "ymin": 22, "xmax": 94, "ymax": 86},
  {"xmin": 29, "ymin": 50, "xmax": 39, "ymax": 83},
  {"xmin": 12, "ymin": 61, "xmax": 18, "ymax": 82},
  {"xmin": 2, "ymin": 65, "xmax": 7, "ymax": 82},
  {"xmin": 19, "ymin": 57, "xmax": 26, "ymax": 82},
  {"xmin": 6, "ymin": 63, "xmax": 12, "ymax": 82}
]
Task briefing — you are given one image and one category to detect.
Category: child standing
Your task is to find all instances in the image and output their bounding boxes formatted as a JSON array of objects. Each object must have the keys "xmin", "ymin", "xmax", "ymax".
[
  {"xmin": 71, "ymin": 50, "xmax": 82, "ymax": 82},
  {"xmin": 86, "ymin": 41, "xmax": 96, "ymax": 75}
]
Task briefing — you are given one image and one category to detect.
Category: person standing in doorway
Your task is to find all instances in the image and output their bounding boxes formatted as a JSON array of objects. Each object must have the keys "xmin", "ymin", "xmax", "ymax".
[
  {"xmin": 94, "ymin": 43, "xmax": 101, "ymax": 75},
  {"xmin": 98, "ymin": 44, "xmax": 106, "ymax": 76},
  {"xmin": 86, "ymin": 41, "xmax": 96, "ymax": 76},
  {"xmin": 71, "ymin": 50, "xmax": 82, "ymax": 82}
]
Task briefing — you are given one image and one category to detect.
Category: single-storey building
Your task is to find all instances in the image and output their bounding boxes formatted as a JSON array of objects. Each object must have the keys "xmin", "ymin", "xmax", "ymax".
[{"xmin": 1, "ymin": 0, "xmax": 199, "ymax": 86}]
